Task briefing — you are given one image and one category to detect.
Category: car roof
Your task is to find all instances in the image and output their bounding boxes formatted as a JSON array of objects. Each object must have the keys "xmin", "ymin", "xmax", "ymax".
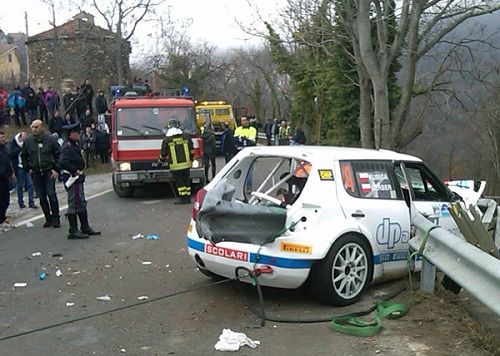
[{"xmin": 240, "ymin": 146, "xmax": 422, "ymax": 163}]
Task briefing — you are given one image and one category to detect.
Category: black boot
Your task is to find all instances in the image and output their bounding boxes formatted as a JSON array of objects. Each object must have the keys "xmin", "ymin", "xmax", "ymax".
[
  {"xmin": 52, "ymin": 215, "xmax": 61, "ymax": 228},
  {"xmin": 78, "ymin": 210, "xmax": 101, "ymax": 235},
  {"xmin": 67, "ymin": 214, "xmax": 89, "ymax": 239}
]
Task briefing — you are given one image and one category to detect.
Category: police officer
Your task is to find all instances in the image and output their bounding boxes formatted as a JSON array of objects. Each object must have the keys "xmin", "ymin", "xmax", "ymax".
[
  {"xmin": 59, "ymin": 123, "xmax": 100, "ymax": 239},
  {"xmin": 158, "ymin": 119, "xmax": 194, "ymax": 204}
]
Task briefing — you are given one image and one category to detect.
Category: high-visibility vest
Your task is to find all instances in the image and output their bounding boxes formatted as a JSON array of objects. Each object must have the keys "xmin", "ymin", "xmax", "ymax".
[
  {"xmin": 234, "ymin": 125, "xmax": 257, "ymax": 142},
  {"xmin": 279, "ymin": 126, "xmax": 290, "ymax": 139},
  {"xmin": 167, "ymin": 136, "xmax": 192, "ymax": 170}
]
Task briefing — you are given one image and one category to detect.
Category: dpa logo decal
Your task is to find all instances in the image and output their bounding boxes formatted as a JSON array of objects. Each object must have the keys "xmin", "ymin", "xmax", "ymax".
[{"xmin": 376, "ymin": 218, "xmax": 410, "ymax": 249}]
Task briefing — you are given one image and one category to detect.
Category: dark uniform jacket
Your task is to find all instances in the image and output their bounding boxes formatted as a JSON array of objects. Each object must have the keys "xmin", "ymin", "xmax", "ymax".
[
  {"xmin": 201, "ymin": 130, "xmax": 216, "ymax": 157},
  {"xmin": 0, "ymin": 143, "xmax": 13, "ymax": 179},
  {"xmin": 21, "ymin": 133, "xmax": 60, "ymax": 173},
  {"xmin": 159, "ymin": 131, "xmax": 194, "ymax": 171},
  {"xmin": 59, "ymin": 139, "xmax": 86, "ymax": 183},
  {"xmin": 95, "ymin": 95, "xmax": 108, "ymax": 114}
]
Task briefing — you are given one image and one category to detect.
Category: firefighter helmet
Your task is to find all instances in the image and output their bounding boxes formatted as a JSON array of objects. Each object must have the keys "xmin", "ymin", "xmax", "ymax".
[{"xmin": 167, "ymin": 119, "xmax": 180, "ymax": 129}]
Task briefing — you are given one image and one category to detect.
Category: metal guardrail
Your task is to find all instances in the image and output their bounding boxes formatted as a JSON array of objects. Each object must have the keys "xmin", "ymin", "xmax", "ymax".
[{"xmin": 409, "ymin": 207, "xmax": 500, "ymax": 317}]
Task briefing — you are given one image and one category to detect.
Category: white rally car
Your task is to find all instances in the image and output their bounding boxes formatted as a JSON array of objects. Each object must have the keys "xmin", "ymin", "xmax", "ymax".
[{"xmin": 186, "ymin": 146, "xmax": 470, "ymax": 306}]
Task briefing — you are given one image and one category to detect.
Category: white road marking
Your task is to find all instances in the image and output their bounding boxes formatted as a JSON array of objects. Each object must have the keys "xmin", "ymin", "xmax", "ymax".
[{"xmin": 14, "ymin": 188, "xmax": 114, "ymax": 228}]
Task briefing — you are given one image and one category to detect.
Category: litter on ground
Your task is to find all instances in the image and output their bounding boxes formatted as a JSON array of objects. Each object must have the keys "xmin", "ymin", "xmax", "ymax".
[
  {"xmin": 96, "ymin": 295, "xmax": 111, "ymax": 302},
  {"xmin": 214, "ymin": 328, "xmax": 260, "ymax": 352}
]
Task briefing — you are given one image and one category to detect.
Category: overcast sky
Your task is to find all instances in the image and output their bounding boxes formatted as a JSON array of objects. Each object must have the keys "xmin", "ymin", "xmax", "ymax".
[{"xmin": 1, "ymin": 0, "xmax": 285, "ymax": 53}]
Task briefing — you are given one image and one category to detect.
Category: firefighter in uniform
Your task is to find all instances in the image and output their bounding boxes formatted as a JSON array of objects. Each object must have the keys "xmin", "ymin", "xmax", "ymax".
[
  {"xmin": 59, "ymin": 123, "xmax": 101, "ymax": 239},
  {"xmin": 159, "ymin": 119, "xmax": 194, "ymax": 204}
]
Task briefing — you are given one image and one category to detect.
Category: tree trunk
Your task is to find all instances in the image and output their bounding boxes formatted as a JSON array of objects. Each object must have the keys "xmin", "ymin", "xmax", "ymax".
[
  {"xmin": 391, "ymin": 2, "xmax": 421, "ymax": 150},
  {"xmin": 358, "ymin": 69, "xmax": 373, "ymax": 148},
  {"xmin": 115, "ymin": 36, "xmax": 124, "ymax": 85},
  {"xmin": 372, "ymin": 76, "xmax": 391, "ymax": 149}
]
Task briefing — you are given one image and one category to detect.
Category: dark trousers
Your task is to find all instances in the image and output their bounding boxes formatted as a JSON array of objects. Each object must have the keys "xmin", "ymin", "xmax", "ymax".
[
  {"xmin": 98, "ymin": 149, "xmax": 109, "ymax": 164},
  {"xmin": 31, "ymin": 171, "xmax": 60, "ymax": 221},
  {"xmin": 0, "ymin": 177, "xmax": 9, "ymax": 224},
  {"xmin": 67, "ymin": 181, "xmax": 87, "ymax": 214},
  {"xmin": 14, "ymin": 107, "xmax": 26, "ymax": 126},
  {"xmin": 38, "ymin": 105, "xmax": 48, "ymax": 124},
  {"xmin": 84, "ymin": 149, "xmax": 95, "ymax": 168},
  {"xmin": 172, "ymin": 168, "xmax": 191, "ymax": 198},
  {"xmin": 266, "ymin": 134, "xmax": 272, "ymax": 146},
  {"xmin": 203, "ymin": 154, "xmax": 216, "ymax": 182},
  {"xmin": 224, "ymin": 151, "xmax": 235, "ymax": 163}
]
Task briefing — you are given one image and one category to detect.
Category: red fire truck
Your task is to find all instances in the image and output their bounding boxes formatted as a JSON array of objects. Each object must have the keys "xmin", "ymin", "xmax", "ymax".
[{"xmin": 111, "ymin": 96, "xmax": 205, "ymax": 197}]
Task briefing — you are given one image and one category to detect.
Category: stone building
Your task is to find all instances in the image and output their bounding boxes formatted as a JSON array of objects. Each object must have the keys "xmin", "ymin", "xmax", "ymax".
[
  {"xmin": 26, "ymin": 11, "xmax": 130, "ymax": 94},
  {"xmin": 0, "ymin": 43, "xmax": 21, "ymax": 86},
  {"xmin": 0, "ymin": 29, "xmax": 25, "ymax": 86}
]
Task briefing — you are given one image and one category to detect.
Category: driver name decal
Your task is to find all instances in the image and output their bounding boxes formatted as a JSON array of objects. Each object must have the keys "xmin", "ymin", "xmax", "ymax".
[
  {"xmin": 376, "ymin": 218, "xmax": 410, "ymax": 249},
  {"xmin": 205, "ymin": 245, "xmax": 248, "ymax": 261}
]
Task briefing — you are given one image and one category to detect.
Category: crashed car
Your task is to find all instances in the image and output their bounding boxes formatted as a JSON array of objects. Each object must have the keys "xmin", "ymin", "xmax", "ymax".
[{"xmin": 187, "ymin": 146, "xmax": 474, "ymax": 306}]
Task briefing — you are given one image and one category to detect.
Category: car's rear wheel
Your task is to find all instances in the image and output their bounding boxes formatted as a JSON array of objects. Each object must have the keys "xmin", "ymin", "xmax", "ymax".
[
  {"xmin": 313, "ymin": 234, "xmax": 372, "ymax": 306},
  {"xmin": 113, "ymin": 179, "xmax": 135, "ymax": 198}
]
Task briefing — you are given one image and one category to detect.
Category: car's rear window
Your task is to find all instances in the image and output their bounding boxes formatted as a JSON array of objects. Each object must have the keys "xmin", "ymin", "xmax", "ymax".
[{"xmin": 340, "ymin": 161, "xmax": 401, "ymax": 200}]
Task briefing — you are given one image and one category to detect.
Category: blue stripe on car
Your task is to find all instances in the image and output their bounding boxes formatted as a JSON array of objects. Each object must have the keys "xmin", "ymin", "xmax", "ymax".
[{"xmin": 188, "ymin": 238, "xmax": 416, "ymax": 268}]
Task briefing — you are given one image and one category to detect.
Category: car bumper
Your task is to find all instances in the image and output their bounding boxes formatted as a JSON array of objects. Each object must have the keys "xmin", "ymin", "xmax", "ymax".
[
  {"xmin": 187, "ymin": 222, "xmax": 313, "ymax": 289},
  {"xmin": 114, "ymin": 168, "xmax": 205, "ymax": 186}
]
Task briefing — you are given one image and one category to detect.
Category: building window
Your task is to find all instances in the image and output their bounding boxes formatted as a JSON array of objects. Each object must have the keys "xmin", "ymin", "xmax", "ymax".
[{"xmin": 8, "ymin": 53, "xmax": 12, "ymax": 62}]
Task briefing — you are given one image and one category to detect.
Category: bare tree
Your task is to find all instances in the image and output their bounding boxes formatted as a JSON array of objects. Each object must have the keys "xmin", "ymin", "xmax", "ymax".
[
  {"xmin": 348, "ymin": 0, "xmax": 500, "ymax": 150},
  {"xmin": 91, "ymin": 0, "xmax": 164, "ymax": 84},
  {"xmin": 40, "ymin": 0, "xmax": 62, "ymax": 92}
]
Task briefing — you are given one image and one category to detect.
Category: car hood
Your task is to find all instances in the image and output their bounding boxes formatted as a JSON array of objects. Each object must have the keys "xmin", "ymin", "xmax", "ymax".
[{"xmin": 445, "ymin": 180, "xmax": 486, "ymax": 207}]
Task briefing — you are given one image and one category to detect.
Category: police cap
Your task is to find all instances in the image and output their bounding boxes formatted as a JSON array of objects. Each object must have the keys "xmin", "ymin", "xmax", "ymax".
[{"xmin": 62, "ymin": 123, "xmax": 80, "ymax": 133}]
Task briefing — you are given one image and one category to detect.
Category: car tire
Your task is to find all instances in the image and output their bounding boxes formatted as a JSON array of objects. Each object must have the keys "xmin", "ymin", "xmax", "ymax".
[
  {"xmin": 313, "ymin": 234, "xmax": 373, "ymax": 306},
  {"xmin": 112, "ymin": 179, "xmax": 135, "ymax": 198}
]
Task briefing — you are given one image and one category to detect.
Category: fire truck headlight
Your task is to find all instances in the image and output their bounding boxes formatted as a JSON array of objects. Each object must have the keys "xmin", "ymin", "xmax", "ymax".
[
  {"xmin": 119, "ymin": 162, "xmax": 131, "ymax": 171},
  {"xmin": 192, "ymin": 159, "xmax": 200, "ymax": 168}
]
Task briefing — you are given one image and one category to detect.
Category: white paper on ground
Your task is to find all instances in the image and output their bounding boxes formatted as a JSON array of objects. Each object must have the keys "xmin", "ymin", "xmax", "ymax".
[{"xmin": 214, "ymin": 328, "xmax": 260, "ymax": 351}]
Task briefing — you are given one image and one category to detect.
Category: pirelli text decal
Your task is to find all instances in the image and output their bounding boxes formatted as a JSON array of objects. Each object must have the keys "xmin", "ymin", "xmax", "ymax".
[{"xmin": 280, "ymin": 242, "xmax": 312, "ymax": 254}]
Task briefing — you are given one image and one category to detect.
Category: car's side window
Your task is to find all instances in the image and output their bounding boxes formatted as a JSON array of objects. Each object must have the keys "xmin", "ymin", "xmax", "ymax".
[
  {"xmin": 401, "ymin": 162, "xmax": 449, "ymax": 202},
  {"xmin": 341, "ymin": 161, "xmax": 401, "ymax": 200}
]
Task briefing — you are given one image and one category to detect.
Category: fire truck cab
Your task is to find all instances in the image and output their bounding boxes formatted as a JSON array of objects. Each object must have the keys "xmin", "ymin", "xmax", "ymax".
[{"xmin": 111, "ymin": 96, "xmax": 205, "ymax": 197}]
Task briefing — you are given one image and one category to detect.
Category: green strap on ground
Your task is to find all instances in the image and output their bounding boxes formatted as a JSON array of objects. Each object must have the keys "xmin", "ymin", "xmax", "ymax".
[{"xmin": 331, "ymin": 301, "xmax": 409, "ymax": 336}]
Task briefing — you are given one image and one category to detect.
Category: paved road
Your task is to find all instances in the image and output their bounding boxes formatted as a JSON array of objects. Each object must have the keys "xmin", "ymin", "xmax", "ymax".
[{"xmin": 0, "ymin": 172, "xmax": 497, "ymax": 355}]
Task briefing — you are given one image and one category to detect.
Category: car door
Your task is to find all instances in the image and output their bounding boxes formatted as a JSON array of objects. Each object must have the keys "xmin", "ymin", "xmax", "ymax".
[
  {"xmin": 339, "ymin": 160, "xmax": 411, "ymax": 276},
  {"xmin": 396, "ymin": 161, "xmax": 459, "ymax": 235}
]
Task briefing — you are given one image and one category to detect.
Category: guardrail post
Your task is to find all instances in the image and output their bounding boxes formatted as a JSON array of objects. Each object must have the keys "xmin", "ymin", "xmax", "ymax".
[
  {"xmin": 419, "ymin": 215, "xmax": 439, "ymax": 294},
  {"xmin": 420, "ymin": 258, "xmax": 436, "ymax": 294}
]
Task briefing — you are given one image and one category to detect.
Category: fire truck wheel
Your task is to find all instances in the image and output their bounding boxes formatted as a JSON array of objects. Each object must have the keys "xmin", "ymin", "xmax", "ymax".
[{"xmin": 113, "ymin": 180, "xmax": 135, "ymax": 198}]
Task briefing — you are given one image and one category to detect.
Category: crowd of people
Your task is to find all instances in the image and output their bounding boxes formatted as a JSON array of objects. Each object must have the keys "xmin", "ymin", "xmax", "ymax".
[
  {"xmin": 263, "ymin": 118, "xmax": 306, "ymax": 146},
  {"xmin": 0, "ymin": 79, "xmax": 109, "ymax": 236}
]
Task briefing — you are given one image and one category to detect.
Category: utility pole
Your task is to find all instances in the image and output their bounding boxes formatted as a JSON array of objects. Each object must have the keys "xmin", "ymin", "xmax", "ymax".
[{"xmin": 25, "ymin": 11, "xmax": 30, "ymax": 84}]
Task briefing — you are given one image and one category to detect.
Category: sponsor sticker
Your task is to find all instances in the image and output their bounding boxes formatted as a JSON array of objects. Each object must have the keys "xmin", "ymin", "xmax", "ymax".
[
  {"xmin": 280, "ymin": 242, "xmax": 312, "ymax": 254},
  {"xmin": 205, "ymin": 244, "xmax": 248, "ymax": 261},
  {"xmin": 318, "ymin": 169, "xmax": 334, "ymax": 180}
]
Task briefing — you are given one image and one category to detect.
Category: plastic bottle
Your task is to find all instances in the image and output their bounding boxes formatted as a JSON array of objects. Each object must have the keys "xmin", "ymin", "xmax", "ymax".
[{"xmin": 39, "ymin": 271, "xmax": 47, "ymax": 280}]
